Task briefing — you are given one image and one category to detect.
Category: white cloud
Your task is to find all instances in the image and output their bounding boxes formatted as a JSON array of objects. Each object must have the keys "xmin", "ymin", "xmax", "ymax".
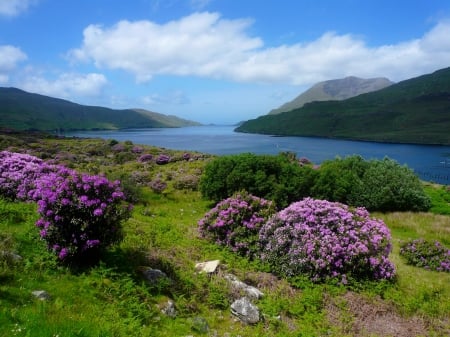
[
  {"xmin": 21, "ymin": 72, "xmax": 108, "ymax": 99},
  {"xmin": 69, "ymin": 13, "xmax": 450, "ymax": 85},
  {"xmin": 0, "ymin": 0, "xmax": 36, "ymax": 17},
  {"xmin": 142, "ymin": 90, "xmax": 190, "ymax": 105},
  {"xmin": 0, "ymin": 45, "xmax": 27, "ymax": 83}
]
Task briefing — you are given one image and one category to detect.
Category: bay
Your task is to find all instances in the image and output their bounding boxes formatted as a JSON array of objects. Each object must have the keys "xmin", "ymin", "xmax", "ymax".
[{"xmin": 66, "ymin": 125, "xmax": 450, "ymax": 184}]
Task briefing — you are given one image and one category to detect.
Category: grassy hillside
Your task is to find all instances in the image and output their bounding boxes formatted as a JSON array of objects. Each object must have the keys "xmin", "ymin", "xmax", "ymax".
[
  {"xmin": 237, "ymin": 67, "xmax": 450, "ymax": 145},
  {"xmin": 0, "ymin": 131, "xmax": 449, "ymax": 336},
  {"xmin": 0, "ymin": 87, "xmax": 200, "ymax": 131}
]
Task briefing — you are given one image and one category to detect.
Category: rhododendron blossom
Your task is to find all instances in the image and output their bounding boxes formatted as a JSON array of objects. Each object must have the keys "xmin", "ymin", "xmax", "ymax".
[{"xmin": 259, "ymin": 198, "xmax": 395, "ymax": 281}]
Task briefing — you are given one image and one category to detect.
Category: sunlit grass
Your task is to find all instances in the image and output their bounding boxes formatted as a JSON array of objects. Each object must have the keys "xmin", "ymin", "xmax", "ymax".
[{"xmin": 1, "ymin": 134, "xmax": 449, "ymax": 336}]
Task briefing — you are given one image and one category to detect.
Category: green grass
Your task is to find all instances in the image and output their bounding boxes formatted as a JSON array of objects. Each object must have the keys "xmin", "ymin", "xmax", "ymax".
[{"xmin": 1, "ymin": 132, "xmax": 449, "ymax": 336}]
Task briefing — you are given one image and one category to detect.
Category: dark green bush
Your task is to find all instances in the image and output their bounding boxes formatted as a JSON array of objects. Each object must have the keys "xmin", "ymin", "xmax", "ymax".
[
  {"xmin": 311, "ymin": 156, "xmax": 430, "ymax": 212},
  {"xmin": 311, "ymin": 155, "xmax": 368, "ymax": 205},
  {"xmin": 354, "ymin": 158, "xmax": 431, "ymax": 211},
  {"xmin": 199, "ymin": 153, "xmax": 317, "ymax": 208}
]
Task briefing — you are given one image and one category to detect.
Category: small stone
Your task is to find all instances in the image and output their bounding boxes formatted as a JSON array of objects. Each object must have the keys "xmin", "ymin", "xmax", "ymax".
[
  {"xmin": 32, "ymin": 290, "xmax": 50, "ymax": 301},
  {"xmin": 191, "ymin": 316, "xmax": 209, "ymax": 333},
  {"xmin": 224, "ymin": 273, "xmax": 264, "ymax": 300},
  {"xmin": 195, "ymin": 260, "xmax": 220, "ymax": 274},
  {"xmin": 161, "ymin": 300, "xmax": 176, "ymax": 318},
  {"xmin": 231, "ymin": 297, "xmax": 260, "ymax": 324},
  {"xmin": 140, "ymin": 267, "xmax": 169, "ymax": 284}
]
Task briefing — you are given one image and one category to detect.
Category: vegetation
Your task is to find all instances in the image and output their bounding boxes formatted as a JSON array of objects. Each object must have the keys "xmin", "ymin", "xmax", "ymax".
[
  {"xmin": 0, "ymin": 131, "xmax": 449, "ymax": 337},
  {"xmin": 199, "ymin": 152, "xmax": 317, "ymax": 209},
  {"xmin": 259, "ymin": 198, "xmax": 395, "ymax": 282},
  {"xmin": 236, "ymin": 67, "xmax": 450, "ymax": 145},
  {"xmin": 0, "ymin": 87, "xmax": 200, "ymax": 131},
  {"xmin": 201, "ymin": 153, "xmax": 431, "ymax": 212},
  {"xmin": 198, "ymin": 191, "xmax": 275, "ymax": 258}
]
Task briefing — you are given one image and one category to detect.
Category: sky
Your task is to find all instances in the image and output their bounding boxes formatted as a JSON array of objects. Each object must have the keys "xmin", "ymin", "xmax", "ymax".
[{"xmin": 1, "ymin": 0, "xmax": 450, "ymax": 124}]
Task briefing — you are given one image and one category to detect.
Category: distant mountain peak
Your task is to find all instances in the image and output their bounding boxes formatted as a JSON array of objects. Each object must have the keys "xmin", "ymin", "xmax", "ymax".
[{"xmin": 269, "ymin": 76, "xmax": 394, "ymax": 115}]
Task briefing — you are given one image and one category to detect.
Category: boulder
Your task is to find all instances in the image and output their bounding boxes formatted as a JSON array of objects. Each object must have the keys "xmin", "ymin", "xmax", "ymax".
[{"xmin": 230, "ymin": 297, "xmax": 260, "ymax": 324}]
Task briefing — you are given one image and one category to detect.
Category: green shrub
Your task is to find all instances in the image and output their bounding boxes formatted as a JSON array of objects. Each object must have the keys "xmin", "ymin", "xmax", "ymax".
[
  {"xmin": 312, "ymin": 156, "xmax": 430, "ymax": 212},
  {"xmin": 199, "ymin": 153, "xmax": 317, "ymax": 208},
  {"xmin": 354, "ymin": 158, "xmax": 431, "ymax": 211},
  {"xmin": 311, "ymin": 155, "xmax": 368, "ymax": 205}
]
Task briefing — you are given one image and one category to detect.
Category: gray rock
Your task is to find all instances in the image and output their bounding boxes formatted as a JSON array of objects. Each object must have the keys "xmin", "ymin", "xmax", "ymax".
[
  {"xmin": 230, "ymin": 297, "xmax": 260, "ymax": 324},
  {"xmin": 32, "ymin": 290, "xmax": 50, "ymax": 301},
  {"xmin": 223, "ymin": 273, "xmax": 264, "ymax": 300},
  {"xmin": 161, "ymin": 300, "xmax": 176, "ymax": 318},
  {"xmin": 140, "ymin": 267, "xmax": 170, "ymax": 284},
  {"xmin": 191, "ymin": 316, "xmax": 209, "ymax": 333},
  {"xmin": 0, "ymin": 250, "xmax": 22, "ymax": 262}
]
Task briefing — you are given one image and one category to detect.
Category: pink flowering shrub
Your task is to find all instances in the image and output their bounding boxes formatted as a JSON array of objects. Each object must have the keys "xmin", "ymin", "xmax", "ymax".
[
  {"xmin": 0, "ymin": 151, "xmax": 56, "ymax": 200},
  {"xmin": 156, "ymin": 154, "xmax": 171, "ymax": 165},
  {"xmin": 0, "ymin": 151, "xmax": 131, "ymax": 264},
  {"xmin": 259, "ymin": 198, "xmax": 395, "ymax": 282},
  {"xmin": 198, "ymin": 192, "xmax": 275, "ymax": 257},
  {"xmin": 30, "ymin": 167, "xmax": 131, "ymax": 262},
  {"xmin": 400, "ymin": 239, "xmax": 450, "ymax": 272}
]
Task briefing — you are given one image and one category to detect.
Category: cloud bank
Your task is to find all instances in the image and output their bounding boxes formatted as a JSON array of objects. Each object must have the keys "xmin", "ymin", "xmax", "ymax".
[
  {"xmin": 0, "ymin": 0, "xmax": 36, "ymax": 17},
  {"xmin": 21, "ymin": 73, "xmax": 107, "ymax": 99},
  {"xmin": 0, "ymin": 45, "xmax": 27, "ymax": 84},
  {"xmin": 69, "ymin": 12, "xmax": 450, "ymax": 85}
]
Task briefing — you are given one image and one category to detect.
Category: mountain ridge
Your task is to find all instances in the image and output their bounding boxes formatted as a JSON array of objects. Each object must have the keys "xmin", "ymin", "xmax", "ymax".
[
  {"xmin": 0, "ymin": 87, "xmax": 200, "ymax": 131},
  {"xmin": 236, "ymin": 67, "xmax": 450, "ymax": 145},
  {"xmin": 269, "ymin": 76, "xmax": 394, "ymax": 115}
]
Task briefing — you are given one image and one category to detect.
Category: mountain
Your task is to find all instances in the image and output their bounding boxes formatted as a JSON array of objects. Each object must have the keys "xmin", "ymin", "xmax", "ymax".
[
  {"xmin": 269, "ymin": 76, "xmax": 394, "ymax": 115},
  {"xmin": 236, "ymin": 67, "xmax": 450, "ymax": 145},
  {"xmin": 0, "ymin": 87, "xmax": 200, "ymax": 131}
]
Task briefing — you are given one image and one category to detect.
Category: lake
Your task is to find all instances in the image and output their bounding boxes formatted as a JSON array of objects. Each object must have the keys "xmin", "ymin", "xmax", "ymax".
[{"xmin": 66, "ymin": 125, "xmax": 450, "ymax": 184}]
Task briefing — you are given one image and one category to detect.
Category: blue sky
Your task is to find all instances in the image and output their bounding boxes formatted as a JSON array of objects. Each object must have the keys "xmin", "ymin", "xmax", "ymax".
[{"xmin": 1, "ymin": 0, "xmax": 450, "ymax": 124}]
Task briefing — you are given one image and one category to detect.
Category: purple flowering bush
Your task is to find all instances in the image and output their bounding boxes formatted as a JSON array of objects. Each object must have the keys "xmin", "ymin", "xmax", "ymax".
[
  {"xmin": 400, "ymin": 239, "xmax": 450, "ymax": 272},
  {"xmin": 156, "ymin": 154, "xmax": 171, "ymax": 165},
  {"xmin": 198, "ymin": 192, "xmax": 275, "ymax": 257},
  {"xmin": 259, "ymin": 198, "xmax": 395, "ymax": 282},
  {"xmin": 0, "ymin": 151, "xmax": 56, "ymax": 200},
  {"xmin": 30, "ymin": 167, "xmax": 131, "ymax": 262},
  {"xmin": 0, "ymin": 151, "xmax": 131, "ymax": 264}
]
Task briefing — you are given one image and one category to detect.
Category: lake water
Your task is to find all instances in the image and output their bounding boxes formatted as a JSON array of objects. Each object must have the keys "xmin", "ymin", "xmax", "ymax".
[{"xmin": 66, "ymin": 125, "xmax": 450, "ymax": 184}]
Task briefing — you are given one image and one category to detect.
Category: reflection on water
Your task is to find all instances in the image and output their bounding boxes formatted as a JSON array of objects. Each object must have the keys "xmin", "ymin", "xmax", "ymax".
[{"xmin": 66, "ymin": 126, "xmax": 450, "ymax": 184}]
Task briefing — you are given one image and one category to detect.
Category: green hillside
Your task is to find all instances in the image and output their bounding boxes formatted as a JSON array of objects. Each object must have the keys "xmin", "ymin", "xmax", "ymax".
[
  {"xmin": 0, "ymin": 87, "xmax": 200, "ymax": 131},
  {"xmin": 236, "ymin": 67, "xmax": 450, "ymax": 145}
]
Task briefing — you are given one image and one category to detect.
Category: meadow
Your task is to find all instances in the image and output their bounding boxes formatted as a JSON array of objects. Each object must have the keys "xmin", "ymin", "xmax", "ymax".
[{"xmin": 0, "ymin": 132, "xmax": 449, "ymax": 337}]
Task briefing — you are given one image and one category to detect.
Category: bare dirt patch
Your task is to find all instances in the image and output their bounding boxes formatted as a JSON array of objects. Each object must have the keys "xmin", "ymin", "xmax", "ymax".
[{"xmin": 326, "ymin": 291, "xmax": 448, "ymax": 337}]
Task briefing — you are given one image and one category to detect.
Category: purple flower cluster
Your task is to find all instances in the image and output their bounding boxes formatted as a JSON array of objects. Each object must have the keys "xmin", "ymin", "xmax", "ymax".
[
  {"xmin": 198, "ymin": 192, "xmax": 275, "ymax": 257},
  {"xmin": 400, "ymin": 239, "xmax": 450, "ymax": 272},
  {"xmin": 0, "ymin": 151, "xmax": 56, "ymax": 200},
  {"xmin": 149, "ymin": 178, "xmax": 167, "ymax": 194},
  {"xmin": 259, "ymin": 198, "xmax": 395, "ymax": 282},
  {"xmin": 138, "ymin": 154, "xmax": 153, "ymax": 163},
  {"xmin": 0, "ymin": 151, "xmax": 131, "ymax": 262},
  {"xmin": 156, "ymin": 154, "xmax": 171, "ymax": 165}
]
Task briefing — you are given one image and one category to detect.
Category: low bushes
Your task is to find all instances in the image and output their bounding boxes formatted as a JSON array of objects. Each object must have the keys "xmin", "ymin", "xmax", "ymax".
[
  {"xmin": 200, "ymin": 153, "xmax": 430, "ymax": 212},
  {"xmin": 400, "ymin": 239, "xmax": 450, "ymax": 272},
  {"xmin": 199, "ymin": 195, "xmax": 395, "ymax": 282}
]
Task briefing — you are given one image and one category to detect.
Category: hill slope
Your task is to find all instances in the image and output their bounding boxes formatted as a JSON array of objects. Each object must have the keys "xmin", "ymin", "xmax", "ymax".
[
  {"xmin": 269, "ymin": 76, "xmax": 393, "ymax": 115},
  {"xmin": 236, "ymin": 67, "xmax": 450, "ymax": 145},
  {"xmin": 0, "ymin": 87, "xmax": 200, "ymax": 131}
]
